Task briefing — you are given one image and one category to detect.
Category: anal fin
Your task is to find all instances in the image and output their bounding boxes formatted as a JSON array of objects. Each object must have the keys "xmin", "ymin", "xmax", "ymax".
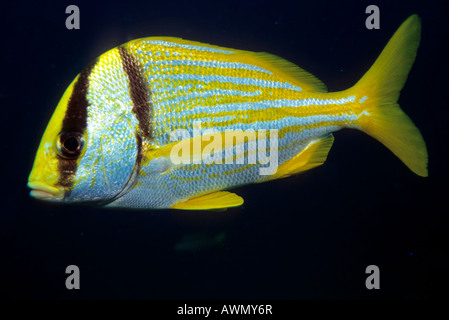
[
  {"xmin": 171, "ymin": 191, "xmax": 244, "ymax": 210},
  {"xmin": 268, "ymin": 134, "xmax": 334, "ymax": 181}
]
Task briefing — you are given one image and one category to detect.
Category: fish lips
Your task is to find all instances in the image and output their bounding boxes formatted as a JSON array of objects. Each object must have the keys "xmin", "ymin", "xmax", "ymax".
[{"xmin": 27, "ymin": 181, "xmax": 64, "ymax": 200}]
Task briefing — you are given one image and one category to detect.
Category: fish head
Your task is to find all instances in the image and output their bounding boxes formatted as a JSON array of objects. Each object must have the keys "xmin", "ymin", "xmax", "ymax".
[
  {"xmin": 28, "ymin": 60, "xmax": 140, "ymax": 204},
  {"xmin": 28, "ymin": 76, "xmax": 82, "ymax": 202}
]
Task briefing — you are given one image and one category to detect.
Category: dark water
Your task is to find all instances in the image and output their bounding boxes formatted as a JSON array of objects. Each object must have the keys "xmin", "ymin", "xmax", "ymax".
[{"xmin": 1, "ymin": 0, "xmax": 448, "ymax": 299}]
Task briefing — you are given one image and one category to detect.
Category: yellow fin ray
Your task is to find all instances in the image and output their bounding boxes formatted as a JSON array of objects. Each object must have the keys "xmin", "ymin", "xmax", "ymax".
[
  {"xmin": 171, "ymin": 191, "xmax": 244, "ymax": 210},
  {"xmin": 267, "ymin": 134, "xmax": 334, "ymax": 181},
  {"xmin": 248, "ymin": 52, "xmax": 327, "ymax": 93}
]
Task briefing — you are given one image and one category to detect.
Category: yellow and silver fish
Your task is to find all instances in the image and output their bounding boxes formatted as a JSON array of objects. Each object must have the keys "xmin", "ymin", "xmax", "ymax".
[{"xmin": 28, "ymin": 15, "xmax": 427, "ymax": 210}]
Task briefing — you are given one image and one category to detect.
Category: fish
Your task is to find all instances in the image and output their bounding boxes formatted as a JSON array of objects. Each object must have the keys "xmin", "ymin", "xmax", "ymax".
[{"xmin": 28, "ymin": 15, "xmax": 427, "ymax": 210}]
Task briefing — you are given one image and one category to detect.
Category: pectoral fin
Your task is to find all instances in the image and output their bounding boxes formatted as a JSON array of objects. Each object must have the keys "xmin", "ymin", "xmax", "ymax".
[
  {"xmin": 268, "ymin": 134, "xmax": 334, "ymax": 181},
  {"xmin": 170, "ymin": 191, "xmax": 244, "ymax": 210}
]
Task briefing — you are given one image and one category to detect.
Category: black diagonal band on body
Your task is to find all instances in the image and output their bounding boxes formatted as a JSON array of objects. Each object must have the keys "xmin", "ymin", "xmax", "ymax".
[
  {"xmin": 118, "ymin": 47, "xmax": 153, "ymax": 141},
  {"xmin": 57, "ymin": 61, "xmax": 96, "ymax": 190}
]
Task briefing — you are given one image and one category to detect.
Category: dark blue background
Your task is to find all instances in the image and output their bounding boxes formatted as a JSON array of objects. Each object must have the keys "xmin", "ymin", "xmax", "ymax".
[{"xmin": 1, "ymin": 0, "xmax": 448, "ymax": 299}]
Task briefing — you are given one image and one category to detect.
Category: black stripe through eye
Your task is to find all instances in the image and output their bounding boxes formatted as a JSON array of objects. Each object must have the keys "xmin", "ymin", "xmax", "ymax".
[{"xmin": 57, "ymin": 60, "xmax": 96, "ymax": 189}]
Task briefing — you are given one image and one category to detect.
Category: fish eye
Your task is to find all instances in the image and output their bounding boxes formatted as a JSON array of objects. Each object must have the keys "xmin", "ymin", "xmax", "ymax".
[{"xmin": 56, "ymin": 132, "xmax": 85, "ymax": 159}]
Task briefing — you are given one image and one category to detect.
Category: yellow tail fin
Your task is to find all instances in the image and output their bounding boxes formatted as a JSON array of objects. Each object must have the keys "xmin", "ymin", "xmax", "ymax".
[{"xmin": 352, "ymin": 14, "xmax": 428, "ymax": 177}]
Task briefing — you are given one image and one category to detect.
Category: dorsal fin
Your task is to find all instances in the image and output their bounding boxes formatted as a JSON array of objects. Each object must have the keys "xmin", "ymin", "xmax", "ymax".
[
  {"xmin": 129, "ymin": 37, "xmax": 327, "ymax": 93},
  {"xmin": 128, "ymin": 36, "xmax": 238, "ymax": 53},
  {"xmin": 248, "ymin": 52, "xmax": 327, "ymax": 93}
]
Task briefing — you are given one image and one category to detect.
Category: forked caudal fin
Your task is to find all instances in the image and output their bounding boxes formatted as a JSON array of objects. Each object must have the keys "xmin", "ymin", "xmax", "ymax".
[{"xmin": 351, "ymin": 14, "xmax": 428, "ymax": 177}]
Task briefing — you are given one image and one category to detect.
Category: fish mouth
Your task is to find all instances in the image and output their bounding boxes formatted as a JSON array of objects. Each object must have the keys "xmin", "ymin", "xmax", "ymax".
[{"xmin": 27, "ymin": 181, "xmax": 64, "ymax": 200}]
